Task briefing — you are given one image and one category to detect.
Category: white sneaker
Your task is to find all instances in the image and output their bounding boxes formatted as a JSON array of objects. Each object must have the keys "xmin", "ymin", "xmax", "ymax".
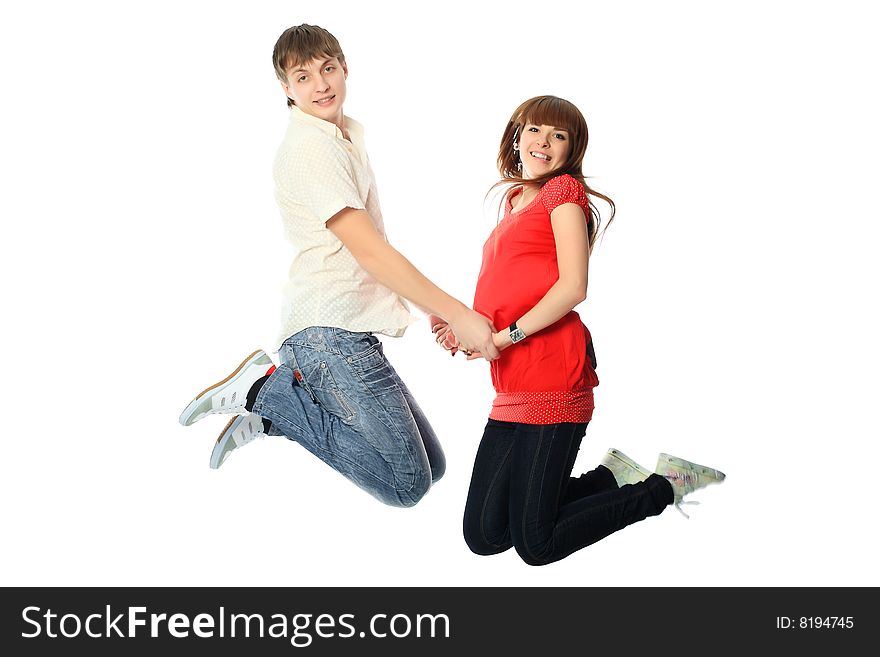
[
  {"xmin": 210, "ymin": 414, "xmax": 266, "ymax": 469},
  {"xmin": 600, "ymin": 448, "xmax": 652, "ymax": 487},
  {"xmin": 179, "ymin": 350, "xmax": 274, "ymax": 426},
  {"xmin": 656, "ymin": 453, "xmax": 726, "ymax": 518}
]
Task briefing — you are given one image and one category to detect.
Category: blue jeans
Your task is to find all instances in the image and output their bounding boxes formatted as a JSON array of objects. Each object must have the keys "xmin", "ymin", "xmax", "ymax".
[
  {"xmin": 251, "ymin": 327, "xmax": 445, "ymax": 507},
  {"xmin": 463, "ymin": 419, "xmax": 673, "ymax": 565}
]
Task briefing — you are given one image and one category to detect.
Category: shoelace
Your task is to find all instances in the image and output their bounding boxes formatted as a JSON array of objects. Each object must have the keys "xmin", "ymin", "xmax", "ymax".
[
  {"xmin": 664, "ymin": 469, "xmax": 702, "ymax": 518},
  {"xmin": 674, "ymin": 499, "xmax": 700, "ymax": 519}
]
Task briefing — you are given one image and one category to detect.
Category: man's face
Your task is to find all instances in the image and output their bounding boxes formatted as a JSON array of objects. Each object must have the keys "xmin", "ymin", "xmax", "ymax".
[{"xmin": 281, "ymin": 56, "xmax": 348, "ymax": 126}]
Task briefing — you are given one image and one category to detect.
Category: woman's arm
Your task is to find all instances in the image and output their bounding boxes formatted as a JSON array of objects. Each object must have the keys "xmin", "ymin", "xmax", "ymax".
[
  {"xmin": 327, "ymin": 207, "xmax": 499, "ymax": 360},
  {"xmin": 493, "ymin": 202, "xmax": 590, "ymax": 350}
]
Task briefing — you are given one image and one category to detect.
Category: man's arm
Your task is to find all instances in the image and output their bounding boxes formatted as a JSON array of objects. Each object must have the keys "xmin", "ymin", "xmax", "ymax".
[{"xmin": 327, "ymin": 207, "xmax": 499, "ymax": 360}]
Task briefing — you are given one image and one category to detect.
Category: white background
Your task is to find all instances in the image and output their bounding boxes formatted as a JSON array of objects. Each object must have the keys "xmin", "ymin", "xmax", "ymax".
[{"xmin": 2, "ymin": 0, "xmax": 878, "ymax": 587}]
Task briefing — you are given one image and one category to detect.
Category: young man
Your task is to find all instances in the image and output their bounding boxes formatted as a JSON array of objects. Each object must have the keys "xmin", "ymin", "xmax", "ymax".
[{"xmin": 179, "ymin": 25, "xmax": 497, "ymax": 507}]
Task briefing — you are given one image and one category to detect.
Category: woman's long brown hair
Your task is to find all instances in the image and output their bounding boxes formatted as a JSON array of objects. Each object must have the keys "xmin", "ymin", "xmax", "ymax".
[{"xmin": 492, "ymin": 96, "xmax": 615, "ymax": 247}]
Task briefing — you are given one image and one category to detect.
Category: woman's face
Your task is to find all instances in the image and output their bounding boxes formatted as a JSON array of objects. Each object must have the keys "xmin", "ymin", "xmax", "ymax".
[{"xmin": 516, "ymin": 123, "xmax": 571, "ymax": 179}]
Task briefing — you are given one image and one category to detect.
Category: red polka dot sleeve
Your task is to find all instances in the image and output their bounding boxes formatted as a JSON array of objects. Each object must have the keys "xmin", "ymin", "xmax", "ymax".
[{"xmin": 540, "ymin": 174, "xmax": 590, "ymax": 215}]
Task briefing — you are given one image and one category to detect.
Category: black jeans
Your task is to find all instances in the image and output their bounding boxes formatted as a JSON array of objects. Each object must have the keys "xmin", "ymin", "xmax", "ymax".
[{"xmin": 463, "ymin": 419, "xmax": 674, "ymax": 566}]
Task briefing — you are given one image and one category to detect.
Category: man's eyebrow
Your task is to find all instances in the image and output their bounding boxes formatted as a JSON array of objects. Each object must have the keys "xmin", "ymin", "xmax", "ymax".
[{"xmin": 291, "ymin": 58, "xmax": 335, "ymax": 75}]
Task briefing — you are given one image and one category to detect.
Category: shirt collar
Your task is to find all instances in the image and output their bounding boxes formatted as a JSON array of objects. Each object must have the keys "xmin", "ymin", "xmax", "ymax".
[{"xmin": 289, "ymin": 104, "xmax": 361, "ymax": 141}]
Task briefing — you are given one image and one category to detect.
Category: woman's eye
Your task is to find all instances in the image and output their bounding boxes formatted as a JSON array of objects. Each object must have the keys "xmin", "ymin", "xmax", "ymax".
[
  {"xmin": 555, "ymin": 133, "xmax": 566, "ymax": 140},
  {"xmin": 528, "ymin": 126, "xmax": 538, "ymax": 132},
  {"xmin": 298, "ymin": 76, "xmax": 307, "ymax": 82}
]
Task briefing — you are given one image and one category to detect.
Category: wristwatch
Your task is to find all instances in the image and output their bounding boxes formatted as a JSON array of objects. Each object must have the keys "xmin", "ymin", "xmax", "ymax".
[{"xmin": 508, "ymin": 321, "xmax": 527, "ymax": 344}]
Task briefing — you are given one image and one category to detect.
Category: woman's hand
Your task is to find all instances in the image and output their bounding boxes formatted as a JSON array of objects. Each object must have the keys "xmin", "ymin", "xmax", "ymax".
[
  {"xmin": 464, "ymin": 331, "xmax": 509, "ymax": 360},
  {"xmin": 428, "ymin": 314, "xmax": 447, "ymax": 334},
  {"xmin": 429, "ymin": 314, "xmax": 460, "ymax": 355}
]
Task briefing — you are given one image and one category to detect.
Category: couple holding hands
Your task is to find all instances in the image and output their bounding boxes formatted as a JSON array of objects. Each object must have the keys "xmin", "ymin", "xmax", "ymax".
[{"xmin": 179, "ymin": 24, "xmax": 724, "ymax": 566}]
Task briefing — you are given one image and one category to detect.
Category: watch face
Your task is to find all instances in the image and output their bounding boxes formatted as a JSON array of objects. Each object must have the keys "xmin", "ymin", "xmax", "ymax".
[{"xmin": 510, "ymin": 328, "xmax": 526, "ymax": 343}]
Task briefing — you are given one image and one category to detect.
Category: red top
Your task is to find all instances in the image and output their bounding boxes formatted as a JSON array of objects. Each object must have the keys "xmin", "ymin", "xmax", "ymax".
[{"xmin": 473, "ymin": 174, "xmax": 599, "ymax": 424}]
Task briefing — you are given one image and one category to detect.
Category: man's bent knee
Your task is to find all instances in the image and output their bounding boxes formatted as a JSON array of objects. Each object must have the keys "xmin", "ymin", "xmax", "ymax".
[
  {"xmin": 372, "ymin": 468, "xmax": 431, "ymax": 508},
  {"xmin": 431, "ymin": 457, "xmax": 446, "ymax": 483}
]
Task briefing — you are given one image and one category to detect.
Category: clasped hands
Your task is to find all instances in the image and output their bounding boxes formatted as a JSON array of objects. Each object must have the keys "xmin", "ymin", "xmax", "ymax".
[{"xmin": 428, "ymin": 314, "xmax": 503, "ymax": 361}]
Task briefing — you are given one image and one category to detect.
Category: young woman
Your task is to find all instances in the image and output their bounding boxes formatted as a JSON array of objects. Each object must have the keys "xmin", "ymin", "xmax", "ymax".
[{"xmin": 431, "ymin": 96, "xmax": 725, "ymax": 565}]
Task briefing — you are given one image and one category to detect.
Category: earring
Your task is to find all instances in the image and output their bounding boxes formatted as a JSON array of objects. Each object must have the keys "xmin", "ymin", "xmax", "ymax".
[
  {"xmin": 512, "ymin": 127, "xmax": 521, "ymax": 170},
  {"xmin": 513, "ymin": 126, "xmax": 522, "ymax": 170}
]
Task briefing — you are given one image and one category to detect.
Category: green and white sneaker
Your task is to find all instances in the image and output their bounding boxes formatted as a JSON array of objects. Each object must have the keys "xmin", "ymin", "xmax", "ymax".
[
  {"xmin": 656, "ymin": 453, "xmax": 726, "ymax": 518},
  {"xmin": 600, "ymin": 448, "xmax": 652, "ymax": 487},
  {"xmin": 179, "ymin": 350, "xmax": 274, "ymax": 426},
  {"xmin": 210, "ymin": 414, "xmax": 266, "ymax": 469}
]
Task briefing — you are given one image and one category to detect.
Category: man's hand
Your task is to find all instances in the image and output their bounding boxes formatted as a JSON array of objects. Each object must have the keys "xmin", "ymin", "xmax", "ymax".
[
  {"xmin": 327, "ymin": 211, "xmax": 497, "ymax": 360},
  {"xmin": 447, "ymin": 309, "xmax": 499, "ymax": 361}
]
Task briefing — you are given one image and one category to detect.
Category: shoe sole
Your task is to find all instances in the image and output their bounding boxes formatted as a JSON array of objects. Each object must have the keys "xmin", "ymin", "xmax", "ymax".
[
  {"xmin": 209, "ymin": 415, "xmax": 242, "ymax": 469},
  {"xmin": 605, "ymin": 448, "xmax": 652, "ymax": 479},
  {"xmin": 658, "ymin": 453, "xmax": 726, "ymax": 482},
  {"xmin": 179, "ymin": 350, "xmax": 267, "ymax": 426}
]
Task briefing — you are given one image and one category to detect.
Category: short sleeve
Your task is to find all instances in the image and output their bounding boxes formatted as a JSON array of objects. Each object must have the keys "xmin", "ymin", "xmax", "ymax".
[
  {"xmin": 540, "ymin": 174, "xmax": 589, "ymax": 215},
  {"xmin": 279, "ymin": 132, "xmax": 366, "ymax": 225}
]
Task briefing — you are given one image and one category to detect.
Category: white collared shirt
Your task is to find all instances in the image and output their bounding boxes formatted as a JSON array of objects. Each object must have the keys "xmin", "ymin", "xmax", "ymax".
[{"xmin": 271, "ymin": 106, "xmax": 414, "ymax": 351}]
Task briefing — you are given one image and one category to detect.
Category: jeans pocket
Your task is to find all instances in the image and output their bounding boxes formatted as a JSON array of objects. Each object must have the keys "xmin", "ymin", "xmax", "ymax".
[
  {"xmin": 330, "ymin": 329, "xmax": 380, "ymax": 366},
  {"xmin": 297, "ymin": 350, "xmax": 357, "ymax": 423},
  {"xmin": 331, "ymin": 332, "xmax": 400, "ymax": 396},
  {"xmin": 328, "ymin": 386, "xmax": 357, "ymax": 422},
  {"xmin": 345, "ymin": 339, "xmax": 384, "ymax": 372}
]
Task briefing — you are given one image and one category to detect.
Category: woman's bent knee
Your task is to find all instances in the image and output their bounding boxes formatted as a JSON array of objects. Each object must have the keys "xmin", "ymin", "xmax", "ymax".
[
  {"xmin": 463, "ymin": 516, "xmax": 511, "ymax": 556},
  {"xmin": 513, "ymin": 536, "xmax": 556, "ymax": 566}
]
